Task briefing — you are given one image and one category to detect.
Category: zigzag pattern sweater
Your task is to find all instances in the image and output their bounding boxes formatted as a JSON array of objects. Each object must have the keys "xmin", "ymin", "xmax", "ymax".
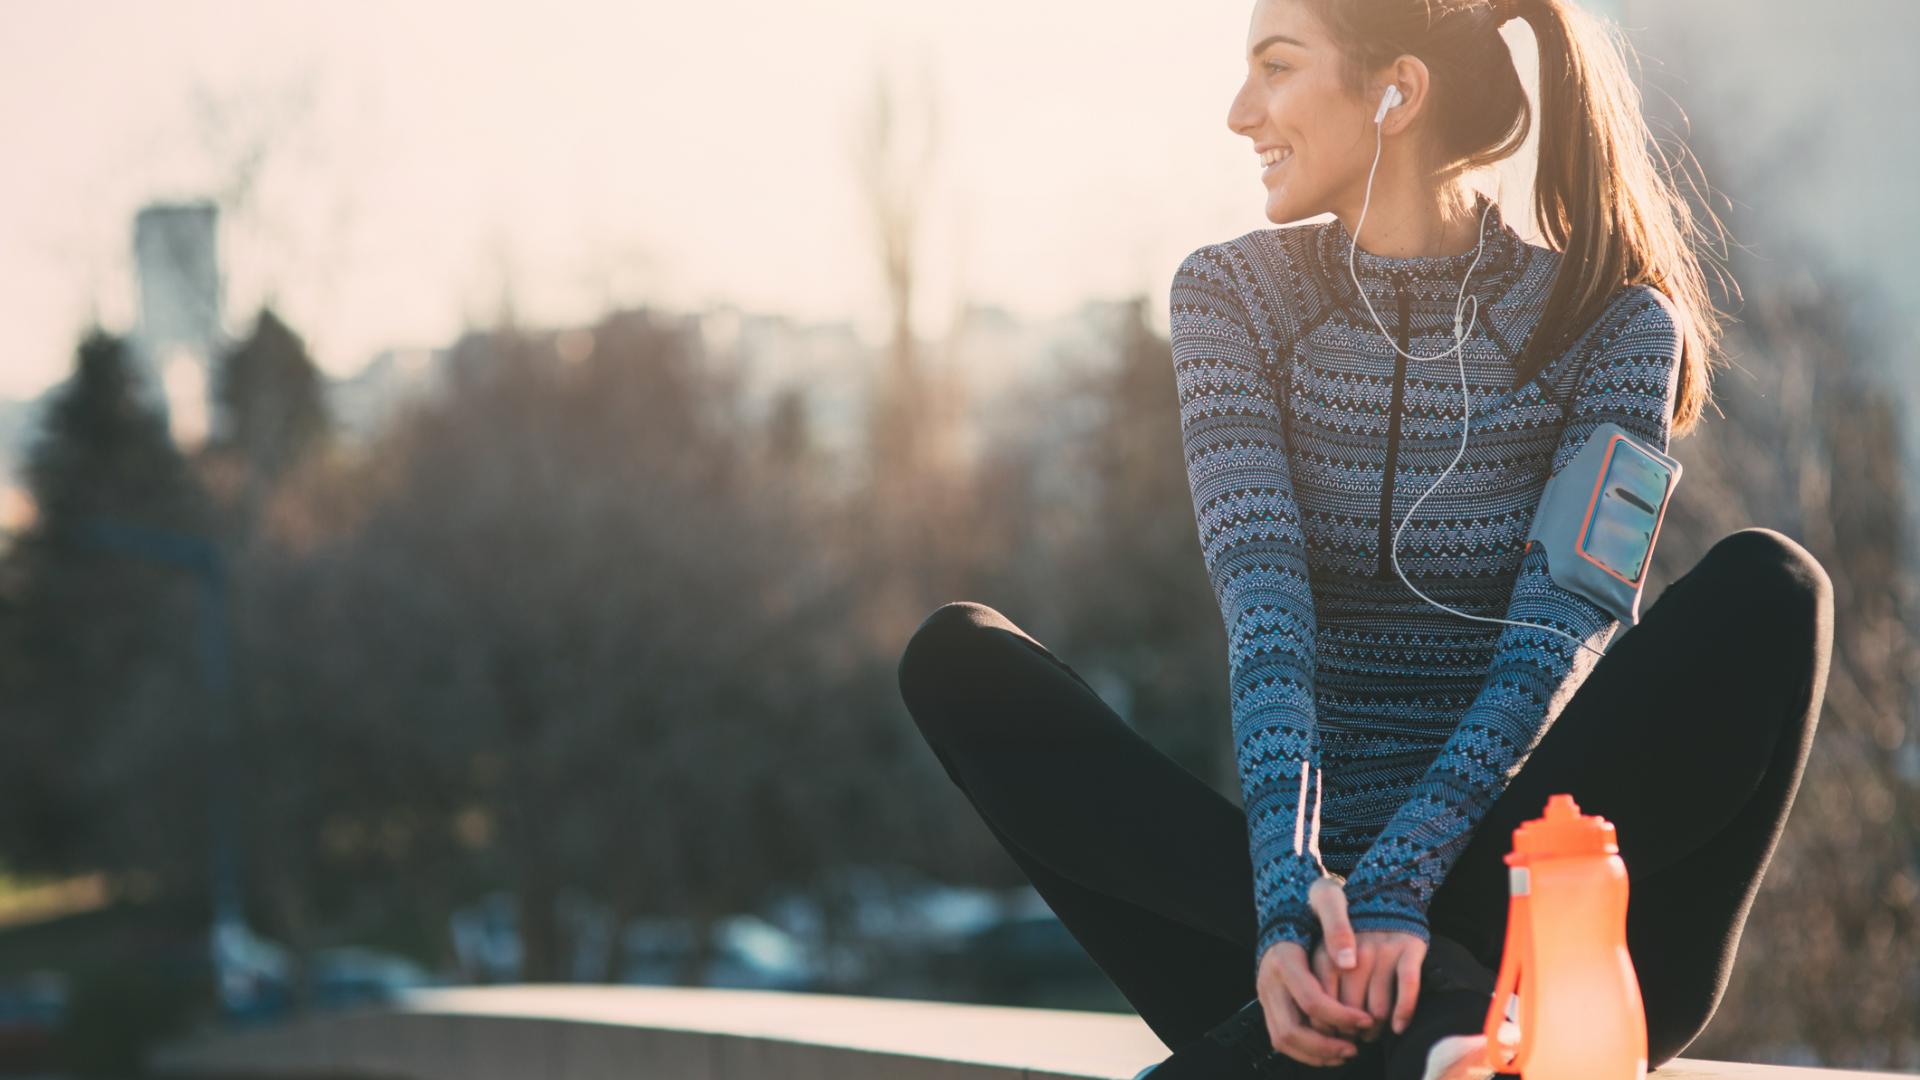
[{"xmin": 1168, "ymin": 193, "xmax": 1683, "ymax": 973}]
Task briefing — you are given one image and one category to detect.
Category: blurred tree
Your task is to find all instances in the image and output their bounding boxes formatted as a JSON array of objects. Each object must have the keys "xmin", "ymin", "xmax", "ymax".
[
  {"xmin": 0, "ymin": 328, "xmax": 211, "ymax": 895},
  {"xmin": 1055, "ymin": 298, "xmax": 1239, "ymax": 779},
  {"xmin": 211, "ymin": 306, "xmax": 331, "ymax": 496},
  {"xmin": 847, "ymin": 57, "xmax": 979, "ymax": 647},
  {"xmin": 1658, "ymin": 262, "xmax": 1920, "ymax": 1067},
  {"xmin": 308, "ymin": 309, "xmax": 939, "ymax": 982},
  {"xmin": 195, "ymin": 304, "xmax": 339, "ymax": 1014},
  {"xmin": 1634, "ymin": 114, "xmax": 1920, "ymax": 1069},
  {"xmin": 764, "ymin": 385, "xmax": 813, "ymax": 478},
  {"xmin": 850, "ymin": 57, "xmax": 943, "ymax": 500}
]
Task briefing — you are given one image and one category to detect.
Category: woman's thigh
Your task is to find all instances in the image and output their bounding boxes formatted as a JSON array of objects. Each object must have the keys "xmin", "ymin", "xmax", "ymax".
[{"xmin": 1425, "ymin": 527, "xmax": 1833, "ymax": 967}]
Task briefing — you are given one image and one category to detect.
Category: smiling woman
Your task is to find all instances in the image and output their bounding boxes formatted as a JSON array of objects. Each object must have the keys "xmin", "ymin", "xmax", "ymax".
[
  {"xmin": 1144, "ymin": 0, "xmax": 1825, "ymax": 1077},
  {"xmin": 899, "ymin": 0, "xmax": 1835, "ymax": 1079},
  {"xmin": 1225, "ymin": 0, "xmax": 1721, "ymax": 422}
]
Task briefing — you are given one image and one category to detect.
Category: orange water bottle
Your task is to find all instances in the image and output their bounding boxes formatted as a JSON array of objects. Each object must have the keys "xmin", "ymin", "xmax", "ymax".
[{"xmin": 1483, "ymin": 793, "xmax": 1647, "ymax": 1080}]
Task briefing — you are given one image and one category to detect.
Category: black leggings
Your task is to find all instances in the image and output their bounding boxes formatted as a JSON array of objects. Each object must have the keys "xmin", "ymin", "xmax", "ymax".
[{"xmin": 896, "ymin": 527, "xmax": 1833, "ymax": 1075}]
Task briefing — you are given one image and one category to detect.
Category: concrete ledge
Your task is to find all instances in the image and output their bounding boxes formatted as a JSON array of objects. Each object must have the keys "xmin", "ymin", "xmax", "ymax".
[{"xmin": 149, "ymin": 986, "xmax": 1915, "ymax": 1080}]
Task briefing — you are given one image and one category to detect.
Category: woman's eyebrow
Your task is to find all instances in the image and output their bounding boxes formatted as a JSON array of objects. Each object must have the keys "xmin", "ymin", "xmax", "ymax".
[{"xmin": 1248, "ymin": 33, "xmax": 1308, "ymax": 59}]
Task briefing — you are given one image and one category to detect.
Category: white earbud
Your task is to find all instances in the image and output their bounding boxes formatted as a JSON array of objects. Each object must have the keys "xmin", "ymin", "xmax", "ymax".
[
  {"xmin": 1374, "ymin": 84, "xmax": 1405, "ymax": 125},
  {"xmin": 1349, "ymin": 84, "xmax": 1610, "ymax": 660}
]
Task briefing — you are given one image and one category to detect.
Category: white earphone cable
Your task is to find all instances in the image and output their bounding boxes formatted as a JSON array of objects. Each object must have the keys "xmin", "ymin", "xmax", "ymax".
[{"xmin": 1353, "ymin": 92, "xmax": 1608, "ymax": 661}]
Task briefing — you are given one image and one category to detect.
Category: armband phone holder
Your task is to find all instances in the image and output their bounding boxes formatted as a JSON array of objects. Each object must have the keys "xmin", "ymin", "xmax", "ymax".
[{"xmin": 1523, "ymin": 421, "xmax": 1681, "ymax": 627}]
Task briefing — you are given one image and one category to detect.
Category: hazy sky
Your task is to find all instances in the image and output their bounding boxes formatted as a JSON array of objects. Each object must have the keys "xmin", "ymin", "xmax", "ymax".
[{"xmin": 0, "ymin": 0, "xmax": 1549, "ymax": 400}]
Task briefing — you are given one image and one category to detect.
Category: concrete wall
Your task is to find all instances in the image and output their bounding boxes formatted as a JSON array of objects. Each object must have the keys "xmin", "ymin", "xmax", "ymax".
[{"xmin": 150, "ymin": 986, "xmax": 1917, "ymax": 1080}]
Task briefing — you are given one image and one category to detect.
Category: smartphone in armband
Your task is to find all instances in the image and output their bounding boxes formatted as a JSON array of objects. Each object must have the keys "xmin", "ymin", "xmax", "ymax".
[{"xmin": 1523, "ymin": 421, "xmax": 1682, "ymax": 626}]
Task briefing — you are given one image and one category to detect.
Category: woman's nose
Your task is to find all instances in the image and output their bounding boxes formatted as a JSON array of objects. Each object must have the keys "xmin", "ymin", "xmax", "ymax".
[{"xmin": 1226, "ymin": 84, "xmax": 1261, "ymax": 137}]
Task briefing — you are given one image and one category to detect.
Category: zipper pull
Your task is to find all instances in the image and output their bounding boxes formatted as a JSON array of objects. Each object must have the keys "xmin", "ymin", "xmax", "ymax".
[{"xmin": 1388, "ymin": 267, "xmax": 1411, "ymax": 300}]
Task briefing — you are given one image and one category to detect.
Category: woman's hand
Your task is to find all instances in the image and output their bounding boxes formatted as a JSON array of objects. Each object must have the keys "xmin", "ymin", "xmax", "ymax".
[
  {"xmin": 1252, "ymin": 878, "xmax": 1378, "ymax": 1067},
  {"xmin": 1296, "ymin": 876, "xmax": 1429, "ymax": 1042},
  {"xmin": 1311, "ymin": 930, "xmax": 1426, "ymax": 1041},
  {"xmin": 1255, "ymin": 940, "xmax": 1377, "ymax": 1067}
]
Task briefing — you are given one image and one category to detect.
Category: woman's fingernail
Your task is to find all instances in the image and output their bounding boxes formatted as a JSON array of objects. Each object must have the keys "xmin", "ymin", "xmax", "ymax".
[{"xmin": 1337, "ymin": 948, "xmax": 1356, "ymax": 968}]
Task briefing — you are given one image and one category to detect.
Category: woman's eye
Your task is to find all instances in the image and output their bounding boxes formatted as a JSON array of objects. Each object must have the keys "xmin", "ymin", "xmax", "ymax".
[{"xmin": 1264, "ymin": 61, "xmax": 1290, "ymax": 75}]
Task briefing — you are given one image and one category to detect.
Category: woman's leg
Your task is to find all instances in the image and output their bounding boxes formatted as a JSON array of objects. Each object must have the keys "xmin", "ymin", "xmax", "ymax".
[
  {"xmin": 897, "ymin": 600, "xmax": 1263, "ymax": 1050},
  {"xmin": 1403, "ymin": 527, "xmax": 1834, "ymax": 1074}
]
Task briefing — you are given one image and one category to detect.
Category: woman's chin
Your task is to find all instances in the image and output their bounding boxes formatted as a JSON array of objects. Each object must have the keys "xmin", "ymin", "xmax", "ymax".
[{"xmin": 1263, "ymin": 184, "xmax": 1327, "ymax": 226}]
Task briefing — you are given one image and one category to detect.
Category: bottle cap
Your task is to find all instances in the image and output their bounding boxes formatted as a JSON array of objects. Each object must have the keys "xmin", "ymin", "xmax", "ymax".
[{"xmin": 1511, "ymin": 793, "xmax": 1619, "ymax": 858}]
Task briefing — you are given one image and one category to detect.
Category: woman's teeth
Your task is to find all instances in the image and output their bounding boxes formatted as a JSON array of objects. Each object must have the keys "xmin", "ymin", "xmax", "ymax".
[{"xmin": 1261, "ymin": 147, "xmax": 1293, "ymax": 167}]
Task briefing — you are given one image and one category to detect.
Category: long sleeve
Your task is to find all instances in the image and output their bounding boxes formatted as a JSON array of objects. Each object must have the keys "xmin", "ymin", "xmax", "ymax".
[
  {"xmin": 1339, "ymin": 286, "xmax": 1686, "ymax": 941},
  {"xmin": 1169, "ymin": 242, "xmax": 1330, "ymax": 973}
]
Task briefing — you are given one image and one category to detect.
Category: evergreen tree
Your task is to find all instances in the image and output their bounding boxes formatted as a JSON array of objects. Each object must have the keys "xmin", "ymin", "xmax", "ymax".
[
  {"xmin": 214, "ymin": 306, "xmax": 331, "ymax": 491},
  {"xmin": 24, "ymin": 329, "xmax": 205, "ymax": 538},
  {"xmin": 0, "ymin": 327, "xmax": 210, "ymax": 883}
]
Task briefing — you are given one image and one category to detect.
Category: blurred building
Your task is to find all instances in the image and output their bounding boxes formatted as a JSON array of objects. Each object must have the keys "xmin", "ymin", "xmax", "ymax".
[
  {"xmin": 327, "ymin": 345, "xmax": 452, "ymax": 445},
  {"xmin": 132, "ymin": 200, "xmax": 227, "ymax": 449},
  {"xmin": 698, "ymin": 303, "xmax": 871, "ymax": 474}
]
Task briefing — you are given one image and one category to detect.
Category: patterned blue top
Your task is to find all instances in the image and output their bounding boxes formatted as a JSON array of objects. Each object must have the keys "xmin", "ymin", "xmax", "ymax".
[{"xmin": 1167, "ymin": 193, "xmax": 1683, "ymax": 972}]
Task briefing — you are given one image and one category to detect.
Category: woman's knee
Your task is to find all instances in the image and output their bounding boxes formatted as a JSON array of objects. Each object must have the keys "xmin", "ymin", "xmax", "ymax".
[
  {"xmin": 1697, "ymin": 528, "xmax": 1832, "ymax": 612},
  {"xmin": 896, "ymin": 601, "xmax": 1008, "ymax": 724},
  {"xmin": 1692, "ymin": 528, "xmax": 1834, "ymax": 646},
  {"xmin": 1689, "ymin": 529, "xmax": 1835, "ymax": 737}
]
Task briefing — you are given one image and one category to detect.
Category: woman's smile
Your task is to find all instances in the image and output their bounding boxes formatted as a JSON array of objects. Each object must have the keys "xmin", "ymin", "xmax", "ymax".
[{"xmin": 1260, "ymin": 146, "xmax": 1295, "ymax": 181}]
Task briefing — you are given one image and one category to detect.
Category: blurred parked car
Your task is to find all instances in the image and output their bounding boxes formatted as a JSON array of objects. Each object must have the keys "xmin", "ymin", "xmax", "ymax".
[
  {"xmin": 922, "ymin": 887, "xmax": 1124, "ymax": 1009},
  {"xmin": 619, "ymin": 914, "xmax": 816, "ymax": 990},
  {"xmin": 306, "ymin": 946, "xmax": 436, "ymax": 1009},
  {"xmin": 208, "ymin": 920, "xmax": 441, "ymax": 1020}
]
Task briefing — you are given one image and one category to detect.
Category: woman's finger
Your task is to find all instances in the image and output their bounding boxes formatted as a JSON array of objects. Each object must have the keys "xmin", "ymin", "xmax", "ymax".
[
  {"xmin": 1392, "ymin": 943, "xmax": 1424, "ymax": 1035},
  {"xmin": 1338, "ymin": 942, "xmax": 1376, "ymax": 1034},
  {"xmin": 1365, "ymin": 948, "xmax": 1396, "ymax": 1034},
  {"xmin": 1261, "ymin": 952, "xmax": 1346, "ymax": 1064},
  {"xmin": 1309, "ymin": 942, "xmax": 1355, "ymax": 1035},
  {"xmin": 1281, "ymin": 945, "xmax": 1375, "ymax": 1034},
  {"xmin": 1257, "ymin": 942, "xmax": 1312, "ymax": 1055},
  {"xmin": 1276, "ymin": 977, "xmax": 1361, "ymax": 1067},
  {"xmin": 1310, "ymin": 878, "xmax": 1361, "ymax": 973}
]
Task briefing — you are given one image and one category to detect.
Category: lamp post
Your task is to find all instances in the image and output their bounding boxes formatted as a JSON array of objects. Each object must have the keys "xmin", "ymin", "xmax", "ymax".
[{"xmin": 75, "ymin": 518, "xmax": 246, "ymax": 1014}]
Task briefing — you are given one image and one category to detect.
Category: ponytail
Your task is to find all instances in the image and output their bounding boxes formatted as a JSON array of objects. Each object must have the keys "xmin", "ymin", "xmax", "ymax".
[
  {"xmin": 1301, "ymin": 0, "xmax": 1730, "ymax": 437},
  {"xmin": 1517, "ymin": 0, "xmax": 1723, "ymax": 436}
]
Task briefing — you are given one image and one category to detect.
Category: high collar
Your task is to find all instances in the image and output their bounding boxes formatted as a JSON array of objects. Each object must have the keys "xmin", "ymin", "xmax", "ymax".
[{"xmin": 1310, "ymin": 191, "xmax": 1528, "ymax": 320}]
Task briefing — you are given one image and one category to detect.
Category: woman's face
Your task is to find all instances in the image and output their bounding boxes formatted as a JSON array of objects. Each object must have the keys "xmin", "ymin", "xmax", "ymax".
[{"xmin": 1227, "ymin": 0, "xmax": 1380, "ymax": 225}]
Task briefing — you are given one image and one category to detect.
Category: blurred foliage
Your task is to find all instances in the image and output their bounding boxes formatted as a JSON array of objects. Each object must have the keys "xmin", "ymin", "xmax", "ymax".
[
  {"xmin": 1616, "ymin": 117, "xmax": 1920, "ymax": 1069},
  {"xmin": 0, "ymin": 330, "xmax": 211, "ymax": 886},
  {"xmin": 0, "ymin": 894, "xmax": 207, "ymax": 1074},
  {"xmin": 55, "ymin": 959, "xmax": 207, "ymax": 1077}
]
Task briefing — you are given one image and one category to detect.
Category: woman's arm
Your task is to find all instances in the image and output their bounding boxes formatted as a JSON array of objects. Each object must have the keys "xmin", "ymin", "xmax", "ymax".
[
  {"xmin": 1170, "ymin": 239, "xmax": 1330, "ymax": 975},
  {"xmin": 1339, "ymin": 285, "xmax": 1686, "ymax": 941}
]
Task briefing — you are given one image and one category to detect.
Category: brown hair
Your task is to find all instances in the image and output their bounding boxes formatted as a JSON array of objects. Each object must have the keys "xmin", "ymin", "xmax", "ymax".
[{"xmin": 1295, "ymin": 0, "xmax": 1728, "ymax": 437}]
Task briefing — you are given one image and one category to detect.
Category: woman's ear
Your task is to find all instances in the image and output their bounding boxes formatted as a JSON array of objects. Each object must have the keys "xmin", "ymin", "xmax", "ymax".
[{"xmin": 1377, "ymin": 55, "xmax": 1432, "ymax": 135}]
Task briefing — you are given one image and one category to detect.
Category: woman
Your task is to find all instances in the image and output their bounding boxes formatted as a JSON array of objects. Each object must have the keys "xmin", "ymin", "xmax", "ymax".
[{"xmin": 896, "ymin": 0, "xmax": 1834, "ymax": 1077}]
